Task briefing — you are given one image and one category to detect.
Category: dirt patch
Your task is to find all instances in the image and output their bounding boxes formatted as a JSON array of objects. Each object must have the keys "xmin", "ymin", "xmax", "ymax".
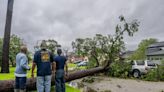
[{"xmin": 73, "ymin": 76, "xmax": 164, "ymax": 92}]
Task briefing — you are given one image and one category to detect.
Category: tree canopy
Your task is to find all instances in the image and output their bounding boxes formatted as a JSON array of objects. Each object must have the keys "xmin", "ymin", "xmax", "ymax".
[
  {"xmin": 129, "ymin": 38, "xmax": 157, "ymax": 60},
  {"xmin": 36, "ymin": 39, "xmax": 61, "ymax": 54},
  {"xmin": 72, "ymin": 16, "xmax": 139, "ymax": 68},
  {"xmin": 9, "ymin": 34, "xmax": 23, "ymax": 66},
  {"xmin": 0, "ymin": 34, "xmax": 31, "ymax": 67}
]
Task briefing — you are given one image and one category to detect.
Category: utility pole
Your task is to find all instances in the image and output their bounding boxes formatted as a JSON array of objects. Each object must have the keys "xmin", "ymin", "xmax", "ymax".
[{"xmin": 1, "ymin": 0, "xmax": 14, "ymax": 73}]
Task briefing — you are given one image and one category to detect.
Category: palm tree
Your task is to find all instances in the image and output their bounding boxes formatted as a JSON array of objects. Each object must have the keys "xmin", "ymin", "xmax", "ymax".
[{"xmin": 1, "ymin": 0, "xmax": 14, "ymax": 73}]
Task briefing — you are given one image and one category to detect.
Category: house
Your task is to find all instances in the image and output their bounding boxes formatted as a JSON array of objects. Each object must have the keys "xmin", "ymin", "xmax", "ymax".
[
  {"xmin": 146, "ymin": 41, "xmax": 164, "ymax": 64},
  {"xmin": 121, "ymin": 51, "xmax": 135, "ymax": 60}
]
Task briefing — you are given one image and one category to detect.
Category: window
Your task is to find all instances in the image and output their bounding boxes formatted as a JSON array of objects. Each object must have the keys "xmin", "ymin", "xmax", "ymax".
[
  {"xmin": 130, "ymin": 60, "xmax": 135, "ymax": 65},
  {"xmin": 155, "ymin": 58, "xmax": 159, "ymax": 60},
  {"xmin": 147, "ymin": 57, "xmax": 150, "ymax": 60},
  {"xmin": 136, "ymin": 60, "xmax": 145, "ymax": 65},
  {"xmin": 147, "ymin": 61, "xmax": 156, "ymax": 66}
]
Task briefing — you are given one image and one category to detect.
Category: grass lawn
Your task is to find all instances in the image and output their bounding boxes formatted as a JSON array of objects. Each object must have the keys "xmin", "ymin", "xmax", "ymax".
[
  {"xmin": 68, "ymin": 63, "xmax": 77, "ymax": 68},
  {"xmin": 68, "ymin": 63, "xmax": 86, "ymax": 70},
  {"xmin": 0, "ymin": 64, "xmax": 35, "ymax": 80},
  {"xmin": 0, "ymin": 63, "xmax": 85, "ymax": 80},
  {"xmin": 0, "ymin": 64, "xmax": 81, "ymax": 92}
]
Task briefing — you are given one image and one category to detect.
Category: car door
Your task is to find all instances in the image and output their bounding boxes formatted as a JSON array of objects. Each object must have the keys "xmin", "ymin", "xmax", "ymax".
[{"xmin": 136, "ymin": 60, "xmax": 147, "ymax": 73}]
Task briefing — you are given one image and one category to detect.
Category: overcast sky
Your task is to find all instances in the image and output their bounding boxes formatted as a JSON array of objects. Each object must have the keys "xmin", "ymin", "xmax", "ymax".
[{"xmin": 0, "ymin": 0, "xmax": 164, "ymax": 52}]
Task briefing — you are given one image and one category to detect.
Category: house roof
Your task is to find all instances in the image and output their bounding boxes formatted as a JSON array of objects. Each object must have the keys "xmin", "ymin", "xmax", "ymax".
[
  {"xmin": 148, "ymin": 41, "xmax": 164, "ymax": 48},
  {"xmin": 146, "ymin": 50, "xmax": 164, "ymax": 56},
  {"xmin": 146, "ymin": 47, "xmax": 161, "ymax": 54},
  {"xmin": 121, "ymin": 51, "xmax": 135, "ymax": 58}
]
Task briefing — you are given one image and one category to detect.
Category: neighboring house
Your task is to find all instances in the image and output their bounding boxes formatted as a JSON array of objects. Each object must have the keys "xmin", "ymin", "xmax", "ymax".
[
  {"xmin": 146, "ymin": 41, "xmax": 164, "ymax": 64},
  {"xmin": 121, "ymin": 51, "xmax": 135, "ymax": 60}
]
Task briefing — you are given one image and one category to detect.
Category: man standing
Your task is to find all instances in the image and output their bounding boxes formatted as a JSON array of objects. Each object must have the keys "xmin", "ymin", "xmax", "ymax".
[
  {"xmin": 14, "ymin": 45, "xmax": 30, "ymax": 92},
  {"xmin": 54, "ymin": 49, "xmax": 68, "ymax": 92},
  {"xmin": 31, "ymin": 41, "xmax": 54, "ymax": 92}
]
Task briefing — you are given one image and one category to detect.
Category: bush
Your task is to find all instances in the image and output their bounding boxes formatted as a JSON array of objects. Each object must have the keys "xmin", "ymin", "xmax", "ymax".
[
  {"xmin": 143, "ymin": 69, "xmax": 158, "ymax": 81},
  {"xmin": 143, "ymin": 64, "xmax": 164, "ymax": 81},
  {"xmin": 87, "ymin": 57, "xmax": 98, "ymax": 69},
  {"xmin": 106, "ymin": 61, "xmax": 131, "ymax": 78}
]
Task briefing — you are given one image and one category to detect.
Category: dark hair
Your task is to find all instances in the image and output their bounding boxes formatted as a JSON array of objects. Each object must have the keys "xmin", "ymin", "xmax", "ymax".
[
  {"xmin": 57, "ymin": 49, "xmax": 62, "ymax": 55},
  {"xmin": 40, "ymin": 40, "xmax": 47, "ymax": 49},
  {"xmin": 20, "ymin": 45, "xmax": 27, "ymax": 54}
]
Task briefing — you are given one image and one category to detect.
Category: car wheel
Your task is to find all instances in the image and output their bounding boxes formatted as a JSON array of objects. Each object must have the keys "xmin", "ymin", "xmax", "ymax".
[{"xmin": 133, "ymin": 70, "xmax": 140, "ymax": 78}]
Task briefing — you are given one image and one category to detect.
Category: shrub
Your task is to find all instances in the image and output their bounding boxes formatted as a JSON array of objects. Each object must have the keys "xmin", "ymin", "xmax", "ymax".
[
  {"xmin": 106, "ymin": 61, "xmax": 131, "ymax": 78},
  {"xmin": 143, "ymin": 69, "xmax": 158, "ymax": 81},
  {"xmin": 143, "ymin": 64, "xmax": 164, "ymax": 81},
  {"xmin": 87, "ymin": 57, "xmax": 98, "ymax": 69}
]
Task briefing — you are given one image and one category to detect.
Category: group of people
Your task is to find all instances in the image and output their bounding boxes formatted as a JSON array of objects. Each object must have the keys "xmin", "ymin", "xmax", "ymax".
[{"xmin": 14, "ymin": 41, "xmax": 68, "ymax": 92}]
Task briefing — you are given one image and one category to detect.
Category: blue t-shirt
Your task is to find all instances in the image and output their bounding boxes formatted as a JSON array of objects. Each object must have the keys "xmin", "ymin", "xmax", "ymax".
[
  {"xmin": 54, "ymin": 55, "xmax": 67, "ymax": 70},
  {"xmin": 33, "ymin": 50, "xmax": 53, "ymax": 76}
]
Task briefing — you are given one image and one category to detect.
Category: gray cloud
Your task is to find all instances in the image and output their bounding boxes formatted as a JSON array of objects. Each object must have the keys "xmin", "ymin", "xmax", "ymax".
[{"xmin": 0, "ymin": 0, "xmax": 164, "ymax": 51}]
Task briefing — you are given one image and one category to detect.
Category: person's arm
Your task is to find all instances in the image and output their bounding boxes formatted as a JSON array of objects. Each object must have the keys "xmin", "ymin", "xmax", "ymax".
[
  {"xmin": 31, "ymin": 62, "xmax": 36, "ymax": 78},
  {"xmin": 52, "ymin": 62, "xmax": 56, "ymax": 75},
  {"xmin": 31, "ymin": 52, "xmax": 37, "ymax": 78},
  {"xmin": 51, "ymin": 53, "xmax": 56, "ymax": 74},
  {"xmin": 65, "ymin": 61, "xmax": 68, "ymax": 76},
  {"xmin": 20, "ymin": 56, "xmax": 30, "ymax": 70}
]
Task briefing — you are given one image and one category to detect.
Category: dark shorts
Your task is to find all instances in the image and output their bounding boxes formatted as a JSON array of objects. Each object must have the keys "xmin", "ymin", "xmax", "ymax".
[{"xmin": 15, "ymin": 77, "xmax": 26, "ymax": 90}]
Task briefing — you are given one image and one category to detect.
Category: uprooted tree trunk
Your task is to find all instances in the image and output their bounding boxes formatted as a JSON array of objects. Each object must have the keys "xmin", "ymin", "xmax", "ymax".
[{"xmin": 0, "ymin": 67, "xmax": 105, "ymax": 92}]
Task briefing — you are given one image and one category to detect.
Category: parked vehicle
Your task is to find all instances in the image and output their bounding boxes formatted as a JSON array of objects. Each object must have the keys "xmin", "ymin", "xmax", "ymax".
[
  {"xmin": 77, "ymin": 61, "xmax": 88, "ymax": 67},
  {"xmin": 73, "ymin": 60, "xmax": 82, "ymax": 64},
  {"xmin": 130, "ymin": 60, "xmax": 157, "ymax": 78}
]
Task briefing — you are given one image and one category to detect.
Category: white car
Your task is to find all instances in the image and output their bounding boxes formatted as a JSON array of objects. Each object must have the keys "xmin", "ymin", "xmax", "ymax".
[
  {"xmin": 77, "ymin": 61, "xmax": 88, "ymax": 67},
  {"xmin": 130, "ymin": 60, "xmax": 157, "ymax": 78}
]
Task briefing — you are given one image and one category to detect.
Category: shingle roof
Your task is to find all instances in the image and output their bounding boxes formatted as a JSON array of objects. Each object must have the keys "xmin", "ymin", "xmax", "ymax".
[
  {"xmin": 121, "ymin": 51, "xmax": 135, "ymax": 58},
  {"xmin": 146, "ymin": 47, "xmax": 161, "ymax": 54},
  {"xmin": 148, "ymin": 41, "xmax": 164, "ymax": 48},
  {"xmin": 146, "ymin": 50, "xmax": 164, "ymax": 56}
]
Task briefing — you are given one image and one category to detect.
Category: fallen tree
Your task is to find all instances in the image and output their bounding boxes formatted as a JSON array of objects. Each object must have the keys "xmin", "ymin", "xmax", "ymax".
[
  {"xmin": 0, "ymin": 16, "xmax": 139, "ymax": 92},
  {"xmin": 0, "ymin": 67, "xmax": 105, "ymax": 92}
]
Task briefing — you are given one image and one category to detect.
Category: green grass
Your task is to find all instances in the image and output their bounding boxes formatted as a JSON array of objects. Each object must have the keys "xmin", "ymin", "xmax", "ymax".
[
  {"xmin": 31, "ymin": 84, "xmax": 80, "ymax": 92},
  {"xmin": 0, "ymin": 67, "xmax": 15, "ymax": 80},
  {"xmin": 68, "ymin": 63, "xmax": 87, "ymax": 70},
  {"xmin": 68, "ymin": 63, "xmax": 77, "ymax": 68},
  {"xmin": 0, "ymin": 63, "xmax": 86, "ymax": 80},
  {"xmin": 0, "ymin": 64, "xmax": 35, "ymax": 80},
  {"xmin": 50, "ymin": 84, "xmax": 80, "ymax": 92},
  {"xmin": 0, "ymin": 65, "xmax": 81, "ymax": 92},
  {"xmin": 66, "ymin": 84, "xmax": 80, "ymax": 92}
]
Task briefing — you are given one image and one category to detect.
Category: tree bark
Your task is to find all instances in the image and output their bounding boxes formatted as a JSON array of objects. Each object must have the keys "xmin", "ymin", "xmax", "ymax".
[
  {"xmin": 93, "ymin": 55, "xmax": 99, "ymax": 67},
  {"xmin": 1, "ymin": 0, "xmax": 14, "ymax": 73},
  {"xmin": 0, "ymin": 67, "xmax": 105, "ymax": 92},
  {"xmin": 91, "ymin": 50, "xmax": 99, "ymax": 67}
]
